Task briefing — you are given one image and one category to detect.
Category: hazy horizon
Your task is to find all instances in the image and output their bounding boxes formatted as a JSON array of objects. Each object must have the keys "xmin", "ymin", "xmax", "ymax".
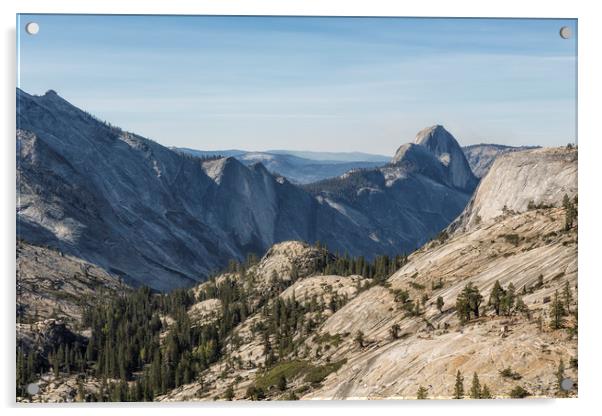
[{"xmin": 18, "ymin": 15, "xmax": 577, "ymax": 154}]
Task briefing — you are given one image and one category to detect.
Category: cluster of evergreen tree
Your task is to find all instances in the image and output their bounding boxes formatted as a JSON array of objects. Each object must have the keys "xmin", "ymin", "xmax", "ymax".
[
  {"xmin": 451, "ymin": 370, "xmax": 493, "ymax": 399},
  {"xmin": 390, "ymin": 288, "xmax": 424, "ymax": 317},
  {"xmin": 16, "ymin": 274, "xmax": 259, "ymax": 401},
  {"xmin": 312, "ymin": 247, "xmax": 407, "ymax": 284},
  {"xmin": 549, "ymin": 281, "xmax": 575, "ymax": 330},
  {"xmin": 301, "ymin": 169, "xmax": 384, "ymax": 203},
  {"xmin": 16, "ymin": 349, "xmax": 44, "ymax": 397},
  {"xmin": 17, "ymin": 333, "xmax": 86, "ymax": 397},
  {"xmin": 17, "ymin": 241, "xmax": 410, "ymax": 401},
  {"xmin": 488, "ymin": 281, "xmax": 528, "ymax": 318},
  {"xmin": 456, "ymin": 279, "xmax": 535, "ymax": 325},
  {"xmin": 197, "ymin": 154, "xmax": 226, "ymax": 162}
]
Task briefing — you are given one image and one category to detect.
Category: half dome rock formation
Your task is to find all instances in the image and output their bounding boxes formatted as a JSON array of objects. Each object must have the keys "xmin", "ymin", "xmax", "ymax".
[{"xmin": 409, "ymin": 125, "xmax": 478, "ymax": 191}]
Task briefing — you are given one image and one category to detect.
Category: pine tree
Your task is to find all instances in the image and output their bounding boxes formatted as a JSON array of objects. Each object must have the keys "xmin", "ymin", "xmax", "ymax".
[
  {"xmin": 562, "ymin": 281, "xmax": 573, "ymax": 313},
  {"xmin": 453, "ymin": 370, "xmax": 464, "ymax": 399},
  {"xmin": 224, "ymin": 385, "xmax": 235, "ymax": 401},
  {"xmin": 290, "ymin": 263, "xmax": 299, "ymax": 281},
  {"xmin": 417, "ymin": 385, "xmax": 428, "ymax": 399},
  {"xmin": 436, "ymin": 296, "xmax": 444, "ymax": 313},
  {"xmin": 470, "ymin": 372, "xmax": 481, "ymax": 399},
  {"xmin": 277, "ymin": 374, "xmax": 287, "ymax": 391},
  {"xmin": 480, "ymin": 384, "xmax": 492, "ymax": 399},
  {"xmin": 456, "ymin": 283, "xmax": 483, "ymax": 324},
  {"xmin": 515, "ymin": 295, "xmax": 529, "ymax": 319},
  {"xmin": 556, "ymin": 359, "xmax": 566, "ymax": 397},
  {"xmin": 16, "ymin": 349, "xmax": 26, "ymax": 397},
  {"xmin": 389, "ymin": 324, "xmax": 400, "ymax": 340},
  {"xmin": 354, "ymin": 331, "xmax": 365, "ymax": 348},
  {"xmin": 501, "ymin": 283, "xmax": 516, "ymax": 316},
  {"xmin": 550, "ymin": 290, "xmax": 566, "ymax": 329},
  {"xmin": 563, "ymin": 194, "xmax": 577, "ymax": 230},
  {"xmin": 488, "ymin": 280, "xmax": 505, "ymax": 316}
]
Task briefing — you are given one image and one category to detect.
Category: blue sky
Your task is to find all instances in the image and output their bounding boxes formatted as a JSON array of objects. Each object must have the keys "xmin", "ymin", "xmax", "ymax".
[{"xmin": 17, "ymin": 15, "xmax": 577, "ymax": 154}]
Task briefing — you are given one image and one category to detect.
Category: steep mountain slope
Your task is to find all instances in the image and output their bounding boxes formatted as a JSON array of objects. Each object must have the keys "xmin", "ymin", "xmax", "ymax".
[
  {"xmin": 303, "ymin": 207, "xmax": 576, "ymax": 399},
  {"xmin": 17, "ymin": 90, "xmax": 236, "ymax": 290},
  {"xmin": 451, "ymin": 147, "xmax": 577, "ymax": 233},
  {"xmin": 175, "ymin": 148, "xmax": 384, "ymax": 184},
  {"xmin": 17, "ymin": 90, "xmax": 472, "ymax": 291},
  {"xmin": 463, "ymin": 143, "xmax": 541, "ymax": 177},
  {"xmin": 15, "ymin": 92, "xmax": 373, "ymax": 290}
]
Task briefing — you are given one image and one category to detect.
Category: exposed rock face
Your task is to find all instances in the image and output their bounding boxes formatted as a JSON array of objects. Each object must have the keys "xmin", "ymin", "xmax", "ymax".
[
  {"xmin": 301, "ymin": 148, "xmax": 577, "ymax": 399},
  {"xmin": 17, "ymin": 89, "xmax": 475, "ymax": 290},
  {"xmin": 463, "ymin": 143, "xmax": 541, "ymax": 177},
  {"xmin": 304, "ymin": 206, "xmax": 577, "ymax": 399},
  {"xmin": 17, "ymin": 240, "xmax": 126, "ymax": 324},
  {"xmin": 18, "ymin": 374, "xmax": 103, "ymax": 403},
  {"xmin": 251, "ymin": 241, "xmax": 330, "ymax": 283},
  {"xmin": 279, "ymin": 275, "xmax": 366, "ymax": 304},
  {"xmin": 451, "ymin": 147, "xmax": 577, "ymax": 233}
]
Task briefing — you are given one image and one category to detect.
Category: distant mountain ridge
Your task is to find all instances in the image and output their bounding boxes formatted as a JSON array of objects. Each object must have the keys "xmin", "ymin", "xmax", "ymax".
[
  {"xmin": 462, "ymin": 143, "xmax": 541, "ymax": 177},
  {"xmin": 174, "ymin": 148, "xmax": 385, "ymax": 184}
]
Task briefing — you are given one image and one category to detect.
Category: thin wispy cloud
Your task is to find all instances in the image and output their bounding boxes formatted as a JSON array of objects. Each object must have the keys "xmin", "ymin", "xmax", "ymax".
[{"xmin": 18, "ymin": 15, "xmax": 577, "ymax": 154}]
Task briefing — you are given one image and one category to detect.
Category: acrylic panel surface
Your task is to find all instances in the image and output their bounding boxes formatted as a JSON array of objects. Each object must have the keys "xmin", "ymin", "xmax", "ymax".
[{"xmin": 16, "ymin": 14, "xmax": 577, "ymax": 402}]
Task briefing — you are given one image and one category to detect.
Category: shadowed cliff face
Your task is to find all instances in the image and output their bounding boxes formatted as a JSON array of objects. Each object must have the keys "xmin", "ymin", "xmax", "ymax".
[{"xmin": 17, "ymin": 89, "xmax": 475, "ymax": 291}]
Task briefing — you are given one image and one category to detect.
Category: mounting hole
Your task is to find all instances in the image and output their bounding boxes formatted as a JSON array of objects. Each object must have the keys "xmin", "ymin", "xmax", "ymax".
[
  {"xmin": 559, "ymin": 26, "xmax": 571, "ymax": 39},
  {"xmin": 26, "ymin": 383, "xmax": 40, "ymax": 395},
  {"xmin": 25, "ymin": 22, "xmax": 39, "ymax": 35},
  {"xmin": 560, "ymin": 378, "xmax": 574, "ymax": 391}
]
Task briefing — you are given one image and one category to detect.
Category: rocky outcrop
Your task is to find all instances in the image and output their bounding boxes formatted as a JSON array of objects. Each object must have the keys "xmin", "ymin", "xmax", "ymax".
[
  {"xmin": 17, "ymin": 240, "xmax": 126, "ymax": 324},
  {"xmin": 451, "ymin": 147, "xmax": 577, "ymax": 233}
]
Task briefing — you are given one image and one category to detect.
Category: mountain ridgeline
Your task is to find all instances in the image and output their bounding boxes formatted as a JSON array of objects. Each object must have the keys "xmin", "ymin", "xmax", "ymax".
[
  {"xmin": 17, "ymin": 89, "xmax": 476, "ymax": 291},
  {"xmin": 174, "ymin": 148, "xmax": 387, "ymax": 184}
]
